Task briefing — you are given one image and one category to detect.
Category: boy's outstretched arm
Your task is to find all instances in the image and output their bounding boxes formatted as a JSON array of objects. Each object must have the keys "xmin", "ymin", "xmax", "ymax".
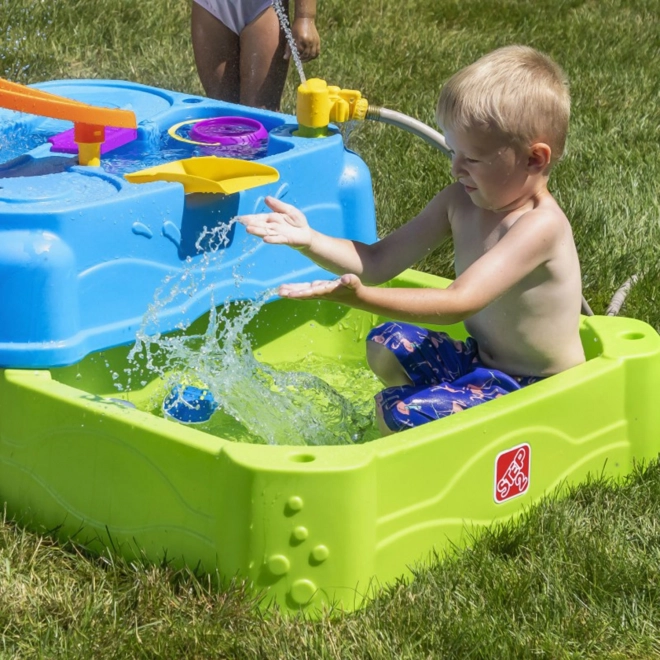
[
  {"xmin": 238, "ymin": 196, "xmax": 373, "ymax": 276},
  {"xmin": 279, "ymin": 208, "xmax": 563, "ymax": 326},
  {"xmin": 237, "ymin": 192, "xmax": 453, "ymax": 285},
  {"xmin": 279, "ymin": 274, "xmax": 473, "ymax": 325}
]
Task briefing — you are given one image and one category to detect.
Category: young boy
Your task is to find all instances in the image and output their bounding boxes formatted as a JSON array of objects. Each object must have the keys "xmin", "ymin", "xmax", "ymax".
[
  {"xmin": 191, "ymin": 0, "xmax": 320, "ymax": 111},
  {"xmin": 238, "ymin": 45, "xmax": 586, "ymax": 435}
]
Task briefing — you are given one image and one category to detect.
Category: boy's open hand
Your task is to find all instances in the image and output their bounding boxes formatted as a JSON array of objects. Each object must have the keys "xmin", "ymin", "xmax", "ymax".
[
  {"xmin": 237, "ymin": 196, "xmax": 314, "ymax": 249},
  {"xmin": 278, "ymin": 274, "xmax": 363, "ymax": 304}
]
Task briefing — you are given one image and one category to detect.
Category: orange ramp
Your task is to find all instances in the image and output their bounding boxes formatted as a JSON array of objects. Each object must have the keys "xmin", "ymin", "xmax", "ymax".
[{"xmin": 0, "ymin": 77, "xmax": 137, "ymax": 165}]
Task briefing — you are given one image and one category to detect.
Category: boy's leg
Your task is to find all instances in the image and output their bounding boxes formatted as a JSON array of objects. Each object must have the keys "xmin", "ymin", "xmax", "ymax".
[
  {"xmin": 191, "ymin": 2, "xmax": 241, "ymax": 103},
  {"xmin": 366, "ymin": 321, "xmax": 478, "ymax": 387},
  {"xmin": 377, "ymin": 367, "xmax": 524, "ymax": 433},
  {"xmin": 367, "ymin": 323, "xmax": 533, "ymax": 433},
  {"xmin": 239, "ymin": 4, "xmax": 290, "ymax": 110},
  {"xmin": 368, "ymin": 321, "xmax": 477, "ymax": 434},
  {"xmin": 375, "ymin": 403, "xmax": 395, "ymax": 437},
  {"xmin": 367, "ymin": 341, "xmax": 413, "ymax": 388}
]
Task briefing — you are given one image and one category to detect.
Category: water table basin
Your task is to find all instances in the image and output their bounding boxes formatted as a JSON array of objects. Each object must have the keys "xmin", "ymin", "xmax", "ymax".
[{"xmin": 1, "ymin": 270, "xmax": 659, "ymax": 614}]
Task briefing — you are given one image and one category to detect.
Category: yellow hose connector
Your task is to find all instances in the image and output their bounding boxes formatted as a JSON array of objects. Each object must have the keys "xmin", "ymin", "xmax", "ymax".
[{"xmin": 296, "ymin": 78, "xmax": 369, "ymax": 138}]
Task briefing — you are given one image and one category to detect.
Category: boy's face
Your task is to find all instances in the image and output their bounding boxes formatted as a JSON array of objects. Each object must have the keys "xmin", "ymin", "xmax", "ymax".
[{"xmin": 442, "ymin": 126, "xmax": 530, "ymax": 212}]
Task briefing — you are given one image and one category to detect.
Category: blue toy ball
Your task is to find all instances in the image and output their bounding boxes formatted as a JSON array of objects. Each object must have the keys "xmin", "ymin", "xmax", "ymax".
[{"xmin": 163, "ymin": 384, "xmax": 218, "ymax": 424}]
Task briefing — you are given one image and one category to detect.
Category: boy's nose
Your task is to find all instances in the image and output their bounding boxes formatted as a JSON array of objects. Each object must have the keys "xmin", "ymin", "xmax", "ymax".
[{"xmin": 450, "ymin": 155, "xmax": 464, "ymax": 179}]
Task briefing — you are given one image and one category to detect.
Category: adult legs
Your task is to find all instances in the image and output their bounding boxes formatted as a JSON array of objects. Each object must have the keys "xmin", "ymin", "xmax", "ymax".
[{"xmin": 191, "ymin": 2, "xmax": 241, "ymax": 103}]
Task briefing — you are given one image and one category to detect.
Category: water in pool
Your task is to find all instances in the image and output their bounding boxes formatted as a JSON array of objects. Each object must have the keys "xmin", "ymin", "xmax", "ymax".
[{"xmin": 114, "ymin": 222, "xmax": 381, "ymax": 446}]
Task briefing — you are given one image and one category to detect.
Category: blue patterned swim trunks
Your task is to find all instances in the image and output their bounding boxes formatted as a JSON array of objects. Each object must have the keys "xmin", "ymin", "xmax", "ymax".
[{"xmin": 367, "ymin": 321, "xmax": 543, "ymax": 432}]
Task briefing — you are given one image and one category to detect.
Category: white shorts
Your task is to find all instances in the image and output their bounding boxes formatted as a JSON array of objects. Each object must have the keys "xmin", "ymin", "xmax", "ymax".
[{"xmin": 194, "ymin": 0, "xmax": 273, "ymax": 35}]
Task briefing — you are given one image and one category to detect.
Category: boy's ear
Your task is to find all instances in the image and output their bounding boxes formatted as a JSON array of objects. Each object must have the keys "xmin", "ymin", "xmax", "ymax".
[{"xmin": 527, "ymin": 142, "xmax": 552, "ymax": 172}]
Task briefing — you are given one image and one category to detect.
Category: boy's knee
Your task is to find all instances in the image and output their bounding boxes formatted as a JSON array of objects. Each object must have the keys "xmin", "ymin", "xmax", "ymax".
[
  {"xmin": 366, "ymin": 321, "xmax": 395, "ymax": 343},
  {"xmin": 375, "ymin": 403, "xmax": 395, "ymax": 437},
  {"xmin": 366, "ymin": 340, "xmax": 412, "ymax": 388}
]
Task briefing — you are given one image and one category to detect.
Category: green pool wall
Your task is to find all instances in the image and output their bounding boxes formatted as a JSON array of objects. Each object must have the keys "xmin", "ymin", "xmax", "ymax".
[{"xmin": 1, "ymin": 270, "xmax": 660, "ymax": 614}]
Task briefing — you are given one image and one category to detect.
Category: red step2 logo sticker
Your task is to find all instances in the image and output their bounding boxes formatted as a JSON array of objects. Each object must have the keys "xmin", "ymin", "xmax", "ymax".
[{"xmin": 494, "ymin": 443, "xmax": 531, "ymax": 503}]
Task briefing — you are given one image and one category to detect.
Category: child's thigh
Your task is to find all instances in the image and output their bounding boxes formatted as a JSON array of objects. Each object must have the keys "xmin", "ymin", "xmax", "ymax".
[
  {"xmin": 366, "ymin": 321, "xmax": 478, "ymax": 386},
  {"xmin": 239, "ymin": 5, "xmax": 288, "ymax": 109},
  {"xmin": 191, "ymin": 2, "xmax": 241, "ymax": 100}
]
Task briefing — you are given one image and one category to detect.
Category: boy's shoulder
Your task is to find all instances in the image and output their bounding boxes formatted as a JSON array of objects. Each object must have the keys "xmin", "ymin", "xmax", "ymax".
[
  {"xmin": 463, "ymin": 184, "xmax": 567, "ymax": 228},
  {"xmin": 449, "ymin": 186, "xmax": 575, "ymax": 268},
  {"xmin": 505, "ymin": 195, "xmax": 574, "ymax": 260},
  {"xmin": 516, "ymin": 192, "xmax": 570, "ymax": 235}
]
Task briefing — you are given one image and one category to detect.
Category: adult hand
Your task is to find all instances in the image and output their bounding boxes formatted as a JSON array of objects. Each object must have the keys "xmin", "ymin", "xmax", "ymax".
[
  {"xmin": 287, "ymin": 17, "xmax": 320, "ymax": 63},
  {"xmin": 237, "ymin": 196, "xmax": 314, "ymax": 249},
  {"xmin": 278, "ymin": 274, "xmax": 363, "ymax": 304}
]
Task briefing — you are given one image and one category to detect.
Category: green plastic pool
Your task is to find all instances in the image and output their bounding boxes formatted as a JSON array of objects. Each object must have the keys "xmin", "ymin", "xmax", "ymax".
[{"xmin": 1, "ymin": 270, "xmax": 659, "ymax": 614}]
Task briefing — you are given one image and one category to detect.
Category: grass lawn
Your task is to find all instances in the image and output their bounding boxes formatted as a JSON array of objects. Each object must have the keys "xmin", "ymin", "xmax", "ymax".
[{"xmin": 1, "ymin": 0, "xmax": 660, "ymax": 657}]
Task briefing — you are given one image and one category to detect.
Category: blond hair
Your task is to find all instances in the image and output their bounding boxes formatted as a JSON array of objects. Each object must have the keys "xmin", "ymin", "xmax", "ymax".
[{"xmin": 436, "ymin": 45, "xmax": 570, "ymax": 163}]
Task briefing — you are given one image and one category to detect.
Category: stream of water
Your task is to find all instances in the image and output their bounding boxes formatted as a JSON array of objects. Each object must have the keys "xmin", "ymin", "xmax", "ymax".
[{"xmin": 272, "ymin": 0, "xmax": 307, "ymax": 84}]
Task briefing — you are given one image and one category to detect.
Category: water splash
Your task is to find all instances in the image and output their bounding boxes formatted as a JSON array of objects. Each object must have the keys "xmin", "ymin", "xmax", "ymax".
[
  {"xmin": 120, "ymin": 222, "xmax": 377, "ymax": 445},
  {"xmin": 272, "ymin": 0, "xmax": 306, "ymax": 84},
  {"xmin": 339, "ymin": 120, "xmax": 362, "ymax": 150}
]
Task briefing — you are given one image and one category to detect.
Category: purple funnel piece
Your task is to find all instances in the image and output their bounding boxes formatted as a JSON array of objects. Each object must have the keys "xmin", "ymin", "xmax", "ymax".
[{"xmin": 190, "ymin": 116, "xmax": 267, "ymax": 146}]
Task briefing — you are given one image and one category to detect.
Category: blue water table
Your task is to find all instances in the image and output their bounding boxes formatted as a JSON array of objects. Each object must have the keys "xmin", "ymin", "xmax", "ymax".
[
  {"xmin": 0, "ymin": 78, "xmax": 377, "ymax": 367},
  {"xmin": 1, "ymin": 77, "xmax": 659, "ymax": 615}
]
